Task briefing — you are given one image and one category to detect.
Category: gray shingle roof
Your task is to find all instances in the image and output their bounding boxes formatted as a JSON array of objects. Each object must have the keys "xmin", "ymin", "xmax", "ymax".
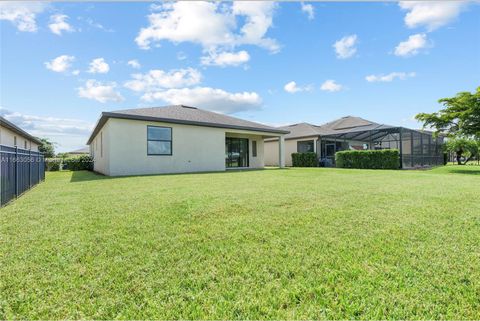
[
  {"xmin": 0, "ymin": 116, "xmax": 43, "ymax": 145},
  {"xmin": 277, "ymin": 122, "xmax": 322, "ymax": 140},
  {"xmin": 87, "ymin": 105, "xmax": 288, "ymax": 144},
  {"xmin": 276, "ymin": 116, "xmax": 397, "ymax": 140},
  {"xmin": 68, "ymin": 146, "xmax": 90, "ymax": 154}
]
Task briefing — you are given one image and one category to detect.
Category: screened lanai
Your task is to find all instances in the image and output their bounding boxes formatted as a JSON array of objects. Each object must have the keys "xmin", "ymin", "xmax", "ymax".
[
  {"xmin": 318, "ymin": 125, "xmax": 444, "ymax": 168},
  {"xmin": 265, "ymin": 116, "xmax": 445, "ymax": 168}
]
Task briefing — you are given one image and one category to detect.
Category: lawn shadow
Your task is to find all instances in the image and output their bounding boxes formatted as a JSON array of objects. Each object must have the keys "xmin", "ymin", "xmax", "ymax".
[
  {"xmin": 69, "ymin": 167, "xmax": 288, "ymax": 183},
  {"xmin": 70, "ymin": 170, "xmax": 110, "ymax": 183},
  {"xmin": 447, "ymin": 169, "xmax": 480, "ymax": 175}
]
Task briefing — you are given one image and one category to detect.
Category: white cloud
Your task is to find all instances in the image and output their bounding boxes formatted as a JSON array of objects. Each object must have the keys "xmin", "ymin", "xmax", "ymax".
[
  {"xmin": 81, "ymin": 17, "xmax": 114, "ymax": 32},
  {"xmin": 87, "ymin": 58, "xmax": 110, "ymax": 74},
  {"xmin": 399, "ymin": 1, "xmax": 467, "ymax": 31},
  {"xmin": 201, "ymin": 50, "xmax": 250, "ymax": 67},
  {"xmin": 0, "ymin": 107, "xmax": 93, "ymax": 137},
  {"xmin": 284, "ymin": 81, "xmax": 312, "ymax": 94},
  {"xmin": 124, "ymin": 68, "xmax": 202, "ymax": 92},
  {"xmin": 135, "ymin": 2, "xmax": 279, "ymax": 53},
  {"xmin": 366, "ymin": 72, "xmax": 416, "ymax": 82},
  {"xmin": 72, "ymin": 70, "xmax": 80, "ymax": 76},
  {"xmin": 127, "ymin": 59, "xmax": 141, "ymax": 69},
  {"xmin": 0, "ymin": 2, "xmax": 46, "ymax": 32},
  {"xmin": 333, "ymin": 34, "xmax": 358, "ymax": 59},
  {"xmin": 320, "ymin": 80, "xmax": 343, "ymax": 92},
  {"xmin": 301, "ymin": 2, "xmax": 314, "ymax": 20},
  {"xmin": 78, "ymin": 80, "xmax": 124, "ymax": 103},
  {"xmin": 0, "ymin": 107, "xmax": 93, "ymax": 152},
  {"xmin": 48, "ymin": 14, "xmax": 74, "ymax": 35},
  {"xmin": 45, "ymin": 55, "xmax": 75, "ymax": 73},
  {"xmin": 177, "ymin": 51, "xmax": 187, "ymax": 61},
  {"xmin": 141, "ymin": 87, "xmax": 262, "ymax": 114},
  {"xmin": 394, "ymin": 33, "xmax": 429, "ymax": 57}
]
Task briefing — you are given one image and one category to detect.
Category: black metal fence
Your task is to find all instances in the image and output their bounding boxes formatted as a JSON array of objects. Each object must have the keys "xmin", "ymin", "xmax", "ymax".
[{"xmin": 1, "ymin": 145, "xmax": 45, "ymax": 207}]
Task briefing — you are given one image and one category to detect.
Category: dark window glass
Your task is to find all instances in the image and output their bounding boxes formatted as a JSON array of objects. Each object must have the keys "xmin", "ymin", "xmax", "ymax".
[
  {"xmin": 148, "ymin": 141, "xmax": 171, "ymax": 155},
  {"xmin": 148, "ymin": 126, "xmax": 171, "ymax": 141},
  {"xmin": 252, "ymin": 141, "xmax": 257, "ymax": 157},
  {"xmin": 147, "ymin": 126, "xmax": 172, "ymax": 155},
  {"xmin": 297, "ymin": 140, "xmax": 314, "ymax": 153},
  {"xmin": 225, "ymin": 137, "xmax": 249, "ymax": 168}
]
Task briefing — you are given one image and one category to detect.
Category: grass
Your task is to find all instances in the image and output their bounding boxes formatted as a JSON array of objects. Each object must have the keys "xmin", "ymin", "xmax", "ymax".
[{"xmin": 1, "ymin": 166, "xmax": 479, "ymax": 319}]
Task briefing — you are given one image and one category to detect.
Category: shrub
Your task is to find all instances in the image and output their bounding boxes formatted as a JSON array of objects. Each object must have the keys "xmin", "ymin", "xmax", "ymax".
[
  {"xmin": 63, "ymin": 155, "xmax": 93, "ymax": 171},
  {"xmin": 335, "ymin": 149, "xmax": 400, "ymax": 169},
  {"xmin": 291, "ymin": 152, "xmax": 317, "ymax": 167},
  {"xmin": 45, "ymin": 158, "xmax": 61, "ymax": 171}
]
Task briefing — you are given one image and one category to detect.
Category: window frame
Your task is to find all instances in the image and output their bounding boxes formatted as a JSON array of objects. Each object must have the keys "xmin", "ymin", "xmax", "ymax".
[
  {"xmin": 252, "ymin": 140, "xmax": 257, "ymax": 157},
  {"xmin": 297, "ymin": 140, "xmax": 315, "ymax": 153},
  {"xmin": 147, "ymin": 125, "xmax": 173, "ymax": 156}
]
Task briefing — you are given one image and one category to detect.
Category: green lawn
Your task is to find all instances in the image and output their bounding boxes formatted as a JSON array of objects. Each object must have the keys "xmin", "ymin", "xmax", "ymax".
[{"xmin": 1, "ymin": 166, "xmax": 479, "ymax": 319}]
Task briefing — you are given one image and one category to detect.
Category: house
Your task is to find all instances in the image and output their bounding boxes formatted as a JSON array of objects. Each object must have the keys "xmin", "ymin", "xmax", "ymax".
[
  {"xmin": 65, "ymin": 146, "xmax": 90, "ymax": 156},
  {"xmin": 86, "ymin": 105, "xmax": 288, "ymax": 176},
  {"xmin": 0, "ymin": 116, "xmax": 41, "ymax": 151},
  {"xmin": 264, "ymin": 116, "xmax": 444, "ymax": 168},
  {"xmin": 0, "ymin": 116, "xmax": 45, "ymax": 207}
]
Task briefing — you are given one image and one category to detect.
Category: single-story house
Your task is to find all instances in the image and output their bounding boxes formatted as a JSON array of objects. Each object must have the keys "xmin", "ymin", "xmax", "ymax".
[
  {"xmin": 264, "ymin": 116, "xmax": 444, "ymax": 168},
  {"xmin": 0, "ymin": 116, "xmax": 45, "ymax": 207},
  {"xmin": 87, "ymin": 105, "xmax": 288, "ymax": 176},
  {"xmin": 0, "ymin": 116, "xmax": 41, "ymax": 151},
  {"xmin": 65, "ymin": 146, "xmax": 90, "ymax": 156}
]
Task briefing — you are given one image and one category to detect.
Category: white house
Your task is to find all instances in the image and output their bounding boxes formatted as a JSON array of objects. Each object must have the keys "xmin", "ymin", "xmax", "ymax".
[
  {"xmin": 0, "ymin": 116, "xmax": 41, "ymax": 151},
  {"xmin": 87, "ymin": 105, "xmax": 288, "ymax": 176},
  {"xmin": 264, "ymin": 116, "xmax": 444, "ymax": 168}
]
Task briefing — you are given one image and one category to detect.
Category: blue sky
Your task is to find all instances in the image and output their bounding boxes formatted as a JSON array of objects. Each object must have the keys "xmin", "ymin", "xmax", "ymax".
[{"xmin": 1, "ymin": 1, "xmax": 479, "ymax": 152}]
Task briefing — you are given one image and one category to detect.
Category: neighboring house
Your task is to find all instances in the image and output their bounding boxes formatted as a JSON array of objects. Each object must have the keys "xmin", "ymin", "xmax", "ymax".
[
  {"xmin": 65, "ymin": 146, "xmax": 90, "ymax": 156},
  {"xmin": 264, "ymin": 116, "xmax": 444, "ymax": 168},
  {"xmin": 0, "ymin": 116, "xmax": 45, "ymax": 207},
  {"xmin": 0, "ymin": 116, "xmax": 41, "ymax": 151},
  {"xmin": 87, "ymin": 105, "xmax": 288, "ymax": 176}
]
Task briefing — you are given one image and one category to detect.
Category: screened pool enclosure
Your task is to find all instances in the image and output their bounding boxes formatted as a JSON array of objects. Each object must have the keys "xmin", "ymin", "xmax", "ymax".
[
  {"xmin": 268, "ymin": 116, "xmax": 445, "ymax": 169},
  {"xmin": 319, "ymin": 126, "xmax": 444, "ymax": 168}
]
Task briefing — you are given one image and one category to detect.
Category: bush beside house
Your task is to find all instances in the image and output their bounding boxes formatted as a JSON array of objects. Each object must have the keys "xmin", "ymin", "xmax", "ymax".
[
  {"xmin": 63, "ymin": 155, "xmax": 94, "ymax": 171},
  {"xmin": 45, "ymin": 155, "xmax": 93, "ymax": 171},
  {"xmin": 291, "ymin": 152, "xmax": 317, "ymax": 167},
  {"xmin": 336, "ymin": 149, "xmax": 400, "ymax": 169},
  {"xmin": 45, "ymin": 158, "xmax": 61, "ymax": 171}
]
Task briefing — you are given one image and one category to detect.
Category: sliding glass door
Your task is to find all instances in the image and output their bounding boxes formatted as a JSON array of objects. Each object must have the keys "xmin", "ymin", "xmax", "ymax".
[{"xmin": 225, "ymin": 137, "xmax": 249, "ymax": 168}]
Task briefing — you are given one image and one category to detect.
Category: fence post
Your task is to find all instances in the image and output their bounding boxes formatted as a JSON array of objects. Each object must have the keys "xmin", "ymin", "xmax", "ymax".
[
  {"xmin": 29, "ymin": 150, "xmax": 32, "ymax": 187},
  {"xmin": 15, "ymin": 146, "xmax": 18, "ymax": 198},
  {"xmin": 38, "ymin": 154, "xmax": 41, "ymax": 182}
]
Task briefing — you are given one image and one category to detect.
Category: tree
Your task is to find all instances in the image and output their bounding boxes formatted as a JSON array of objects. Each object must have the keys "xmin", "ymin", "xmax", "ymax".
[
  {"xmin": 445, "ymin": 137, "xmax": 479, "ymax": 165},
  {"xmin": 37, "ymin": 138, "xmax": 56, "ymax": 158},
  {"xmin": 415, "ymin": 87, "xmax": 480, "ymax": 139}
]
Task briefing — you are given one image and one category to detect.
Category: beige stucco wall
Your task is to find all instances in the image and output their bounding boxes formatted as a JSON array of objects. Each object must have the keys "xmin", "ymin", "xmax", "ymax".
[
  {"xmin": 91, "ymin": 121, "xmax": 110, "ymax": 175},
  {"xmin": 225, "ymin": 132, "xmax": 265, "ymax": 169},
  {"xmin": 89, "ymin": 118, "xmax": 276, "ymax": 176},
  {"xmin": 0, "ymin": 125, "xmax": 39, "ymax": 151},
  {"xmin": 265, "ymin": 136, "xmax": 318, "ymax": 166}
]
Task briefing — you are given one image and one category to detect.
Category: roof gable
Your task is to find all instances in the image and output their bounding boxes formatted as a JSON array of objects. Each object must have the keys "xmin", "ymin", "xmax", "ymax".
[
  {"xmin": 277, "ymin": 122, "xmax": 322, "ymax": 139},
  {"xmin": 0, "ymin": 116, "xmax": 42, "ymax": 145},
  {"xmin": 87, "ymin": 105, "xmax": 289, "ymax": 144}
]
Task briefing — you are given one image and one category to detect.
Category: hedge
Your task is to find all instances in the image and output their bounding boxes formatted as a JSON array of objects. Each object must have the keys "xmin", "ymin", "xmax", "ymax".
[
  {"xmin": 45, "ymin": 158, "xmax": 61, "ymax": 171},
  {"xmin": 335, "ymin": 149, "xmax": 400, "ymax": 169},
  {"xmin": 291, "ymin": 152, "xmax": 317, "ymax": 167},
  {"xmin": 63, "ymin": 155, "xmax": 94, "ymax": 171}
]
